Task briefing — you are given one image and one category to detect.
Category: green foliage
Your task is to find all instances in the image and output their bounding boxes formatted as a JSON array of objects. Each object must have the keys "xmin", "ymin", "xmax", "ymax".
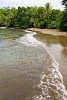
[
  {"xmin": 59, "ymin": 0, "xmax": 67, "ymax": 31},
  {"xmin": 59, "ymin": 11, "xmax": 67, "ymax": 31},
  {"xmin": 48, "ymin": 21, "xmax": 59, "ymax": 29},
  {"xmin": 0, "ymin": 4, "xmax": 63, "ymax": 30},
  {"xmin": 48, "ymin": 9, "xmax": 62, "ymax": 29},
  {"xmin": 0, "ymin": 7, "xmax": 17, "ymax": 27}
]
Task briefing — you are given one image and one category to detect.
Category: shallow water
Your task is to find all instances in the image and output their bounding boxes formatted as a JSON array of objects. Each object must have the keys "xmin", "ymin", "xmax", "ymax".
[
  {"xmin": 0, "ymin": 29, "xmax": 67, "ymax": 100},
  {"xmin": 34, "ymin": 32, "xmax": 67, "ymax": 90}
]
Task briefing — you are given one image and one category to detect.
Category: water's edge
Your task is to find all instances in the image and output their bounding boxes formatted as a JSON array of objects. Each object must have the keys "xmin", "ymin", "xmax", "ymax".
[{"xmin": 23, "ymin": 30, "xmax": 67, "ymax": 100}]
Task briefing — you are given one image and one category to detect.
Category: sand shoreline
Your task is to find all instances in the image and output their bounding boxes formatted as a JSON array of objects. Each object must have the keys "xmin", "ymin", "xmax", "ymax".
[{"xmin": 28, "ymin": 28, "xmax": 67, "ymax": 36}]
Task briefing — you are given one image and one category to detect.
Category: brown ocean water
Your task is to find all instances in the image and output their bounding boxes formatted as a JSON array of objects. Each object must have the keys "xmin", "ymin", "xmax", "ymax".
[{"xmin": 0, "ymin": 29, "xmax": 67, "ymax": 100}]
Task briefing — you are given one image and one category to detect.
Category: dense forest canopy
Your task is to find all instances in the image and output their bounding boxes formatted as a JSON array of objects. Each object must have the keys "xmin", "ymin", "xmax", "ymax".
[
  {"xmin": 0, "ymin": 1, "xmax": 67, "ymax": 31},
  {"xmin": 59, "ymin": 0, "xmax": 67, "ymax": 31}
]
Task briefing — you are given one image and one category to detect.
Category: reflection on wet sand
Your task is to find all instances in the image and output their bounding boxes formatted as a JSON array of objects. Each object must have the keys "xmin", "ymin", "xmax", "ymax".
[
  {"xmin": 62, "ymin": 47, "xmax": 67, "ymax": 57},
  {"xmin": 34, "ymin": 32, "xmax": 67, "ymax": 47},
  {"xmin": 34, "ymin": 32, "xmax": 67, "ymax": 57},
  {"xmin": 34, "ymin": 32, "xmax": 67, "ymax": 89}
]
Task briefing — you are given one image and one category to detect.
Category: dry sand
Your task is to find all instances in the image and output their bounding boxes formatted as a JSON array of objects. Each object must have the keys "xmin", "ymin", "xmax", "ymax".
[{"xmin": 28, "ymin": 28, "xmax": 67, "ymax": 36}]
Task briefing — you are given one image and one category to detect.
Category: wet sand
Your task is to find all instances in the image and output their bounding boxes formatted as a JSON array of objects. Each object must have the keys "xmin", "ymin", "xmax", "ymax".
[
  {"xmin": 33, "ymin": 31, "xmax": 67, "ymax": 90},
  {"xmin": 28, "ymin": 28, "xmax": 67, "ymax": 36},
  {"xmin": 28, "ymin": 28, "xmax": 67, "ymax": 91}
]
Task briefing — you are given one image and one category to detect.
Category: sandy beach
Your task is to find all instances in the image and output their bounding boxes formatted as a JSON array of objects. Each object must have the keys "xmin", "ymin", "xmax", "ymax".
[{"xmin": 28, "ymin": 28, "xmax": 67, "ymax": 36}]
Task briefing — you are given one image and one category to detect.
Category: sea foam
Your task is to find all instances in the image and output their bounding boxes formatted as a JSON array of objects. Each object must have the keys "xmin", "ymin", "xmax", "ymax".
[{"xmin": 17, "ymin": 30, "xmax": 67, "ymax": 100}]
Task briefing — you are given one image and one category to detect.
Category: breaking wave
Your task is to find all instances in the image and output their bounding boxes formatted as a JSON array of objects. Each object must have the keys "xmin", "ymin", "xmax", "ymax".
[
  {"xmin": 17, "ymin": 30, "xmax": 67, "ymax": 100},
  {"xmin": 33, "ymin": 56, "xmax": 67, "ymax": 100}
]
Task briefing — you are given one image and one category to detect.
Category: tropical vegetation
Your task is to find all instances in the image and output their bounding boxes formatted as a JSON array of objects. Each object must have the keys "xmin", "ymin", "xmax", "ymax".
[
  {"xmin": 0, "ymin": 1, "xmax": 67, "ymax": 31},
  {"xmin": 59, "ymin": 0, "xmax": 67, "ymax": 31}
]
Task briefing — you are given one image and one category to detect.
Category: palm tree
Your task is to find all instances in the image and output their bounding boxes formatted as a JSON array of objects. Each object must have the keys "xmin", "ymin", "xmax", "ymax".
[
  {"xmin": 62, "ymin": 0, "xmax": 67, "ymax": 9},
  {"xmin": 45, "ymin": 2, "xmax": 52, "ymax": 27},
  {"xmin": 45, "ymin": 2, "xmax": 51, "ymax": 11},
  {"xmin": 62, "ymin": 0, "xmax": 67, "ymax": 5},
  {"xmin": 59, "ymin": 0, "xmax": 67, "ymax": 31}
]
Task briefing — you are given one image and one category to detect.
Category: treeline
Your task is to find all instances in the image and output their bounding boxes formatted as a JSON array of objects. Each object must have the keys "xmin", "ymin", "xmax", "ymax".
[
  {"xmin": 0, "ymin": 2, "xmax": 67, "ymax": 31},
  {"xmin": 59, "ymin": 0, "xmax": 67, "ymax": 31}
]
